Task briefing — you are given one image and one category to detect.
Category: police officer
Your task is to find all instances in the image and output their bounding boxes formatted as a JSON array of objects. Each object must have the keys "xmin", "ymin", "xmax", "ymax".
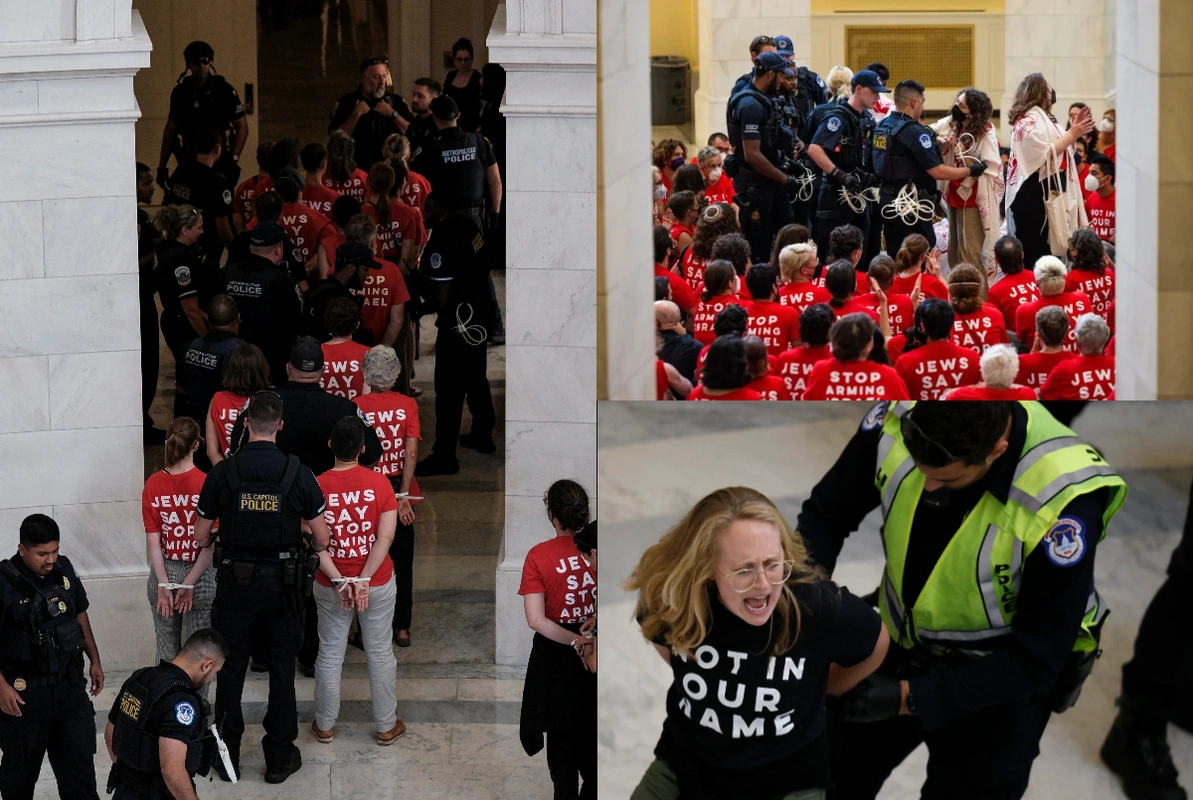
[
  {"xmin": 302, "ymin": 242, "xmax": 375, "ymax": 343},
  {"xmin": 726, "ymin": 51, "xmax": 803, "ymax": 264},
  {"xmin": 729, "ymin": 35, "xmax": 778, "ymax": 98},
  {"xmin": 411, "ymin": 96, "xmax": 502, "ymax": 224},
  {"xmin": 871, "ymin": 79, "xmax": 985, "ymax": 257},
  {"xmin": 0, "ymin": 514, "xmax": 104, "ymax": 800},
  {"xmin": 797, "ymin": 401, "xmax": 1124, "ymax": 799},
  {"xmin": 773, "ymin": 35, "xmax": 829, "ymax": 230},
  {"xmin": 807, "ymin": 69, "xmax": 886, "ymax": 264},
  {"xmin": 158, "ymin": 41, "xmax": 248, "ymax": 193},
  {"xmin": 193, "ymin": 390, "xmax": 331, "ymax": 785},
  {"xmin": 155, "ymin": 205, "xmax": 215, "ymax": 420},
  {"xmin": 774, "ymin": 36, "xmax": 830, "ymax": 139},
  {"xmin": 137, "ymin": 162, "xmax": 165, "ymax": 443},
  {"xmin": 219, "ymin": 221, "xmax": 302, "ymax": 385},
  {"xmin": 164, "ymin": 127, "xmax": 235, "ymax": 266},
  {"xmin": 104, "ymin": 628, "xmax": 229, "ymax": 800},
  {"xmin": 329, "ymin": 56, "xmax": 415, "ymax": 171},
  {"xmin": 406, "ymin": 77, "xmax": 443, "ymax": 159},
  {"xmin": 413, "ymin": 201, "xmax": 497, "ymax": 477},
  {"xmin": 181, "ymin": 294, "xmax": 245, "ymax": 425}
]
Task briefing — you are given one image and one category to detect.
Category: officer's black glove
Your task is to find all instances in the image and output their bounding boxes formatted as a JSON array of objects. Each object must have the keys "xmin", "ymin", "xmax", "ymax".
[
  {"xmin": 783, "ymin": 174, "xmax": 802, "ymax": 199},
  {"xmin": 156, "ymin": 167, "xmax": 171, "ymax": 189},
  {"xmin": 831, "ymin": 673, "xmax": 903, "ymax": 723},
  {"xmin": 830, "ymin": 169, "xmax": 863, "ymax": 193},
  {"xmin": 967, "ymin": 161, "xmax": 988, "ymax": 178}
]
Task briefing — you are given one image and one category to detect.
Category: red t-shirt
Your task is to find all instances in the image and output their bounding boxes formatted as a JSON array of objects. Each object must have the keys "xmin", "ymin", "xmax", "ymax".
[
  {"xmin": 812, "ymin": 271, "xmax": 870, "ymax": 295},
  {"xmin": 359, "ymin": 258, "xmax": 411, "ymax": 343},
  {"xmin": 778, "ymin": 282, "xmax": 832, "ymax": 319},
  {"xmin": 250, "ymin": 202, "xmax": 333, "ymax": 264},
  {"xmin": 746, "ymin": 374, "xmax": 788, "ymax": 401},
  {"xmin": 320, "ymin": 340, "xmax": 370, "ymax": 399},
  {"xmin": 686, "ymin": 385, "xmax": 763, "ymax": 401},
  {"xmin": 1065, "ymin": 268, "xmax": 1115, "ymax": 320},
  {"xmin": 315, "ymin": 466, "xmax": 398, "ymax": 587},
  {"xmin": 681, "ymin": 249, "xmax": 709, "ymax": 292},
  {"xmin": 518, "ymin": 535, "xmax": 596, "ymax": 624},
  {"xmin": 987, "ymin": 271, "xmax": 1041, "ymax": 330},
  {"xmin": 233, "ymin": 175, "xmax": 263, "ymax": 230},
  {"xmin": 946, "ymin": 177, "xmax": 979, "ymax": 209},
  {"xmin": 951, "ymin": 304, "xmax": 1008, "ymax": 353},
  {"xmin": 141, "ymin": 468, "xmax": 209, "ymax": 563},
  {"xmin": 894, "ymin": 340, "xmax": 981, "ymax": 400},
  {"xmin": 860, "ymin": 292, "xmax": 913, "ymax": 333},
  {"xmin": 945, "ymin": 385, "xmax": 1037, "ymax": 400},
  {"xmin": 890, "ymin": 271, "xmax": 948, "ymax": 300},
  {"xmin": 829, "ymin": 297, "xmax": 879, "ymax": 322},
  {"xmin": 704, "ymin": 174, "xmax": 736, "ymax": 205},
  {"xmin": 803, "ymin": 358, "xmax": 911, "ymax": 401},
  {"xmin": 886, "ymin": 333, "xmax": 908, "ymax": 362},
  {"xmin": 363, "ymin": 202, "xmax": 428, "ymax": 262},
  {"xmin": 324, "ymin": 169, "xmax": 370, "ymax": 205},
  {"xmin": 1014, "ymin": 292, "xmax": 1092, "ymax": 352},
  {"xmin": 1040, "ymin": 353, "xmax": 1115, "ymax": 401},
  {"xmin": 1107, "ymin": 300, "xmax": 1116, "ymax": 332},
  {"xmin": 1084, "ymin": 191, "xmax": 1115, "ymax": 242},
  {"xmin": 354, "ymin": 391, "xmax": 422, "ymax": 504},
  {"xmin": 1016, "ymin": 351, "xmax": 1074, "ymax": 391},
  {"xmin": 671, "ymin": 222, "xmax": 695, "ymax": 244},
  {"xmin": 776, "ymin": 345, "xmax": 833, "ymax": 401},
  {"xmin": 400, "ymin": 170, "xmax": 432, "ymax": 214},
  {"xmin": 300, "ymin": 183, "xmax": 342, "ymax": 216},
  {"xmin": 655, "ymin": 263, "xmax": 698, "ymax": 314},
  {"xmin": 1102, "ymin": 143, "xmax": 1116, "ymax": 163},
  {"xmin": 1106, "ymin": 336, "xmax": 1115, "ymax": 357},
  {"xmin": 656, "ymin": 360, "xmax": 669, "ymax": 400},
  {"xmin": 695, "ymin": 346, "xmax": 776, "ymax": 381},
  {"xmin": 746, "ymin": 300, "xmax": 800, "ymax": 355},
  {"xmin": 207, "ymin": 391, "xmax": 248, "ymax": 458},
  {"xmin": 691, "ymin": 294, "xmax": 743, "ymax": 345}
]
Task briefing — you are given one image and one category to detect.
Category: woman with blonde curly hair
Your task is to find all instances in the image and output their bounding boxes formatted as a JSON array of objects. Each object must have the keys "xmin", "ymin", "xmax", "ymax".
[
  {"xmin": 626, "ymin": 487, "xmax": 887, "ymax": 799},
  {"xmin": 947, "ymin": 263, "xmax": 1007, "ymax": 354}
]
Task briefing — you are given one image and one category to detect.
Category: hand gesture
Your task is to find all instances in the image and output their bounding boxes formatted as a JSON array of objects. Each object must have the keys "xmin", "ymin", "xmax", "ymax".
[
  {"xmin": 869, "ymin": 277, "xmax": 887, "ymax": 307},
  {"xmin": 398, "ymin": 499, "xmax": 415, "ymax": 526},
  {"xmin": 156, "ymin": 586, "xmax": 174, "ymax": 618},
  {"xmin": 89, "ymin": 661, "xmax": 105, "ymax": 696},
  {"xmin": 1072, "ymin": 112, "xmax": 1095, "ymax": 138},
  {"xmin": 353, "ymin": 99, "xmax": 371, "ymax": 118},
  {"xmin": 910, "ymin": 274, "xmax": 924, "ymax": 310},
  {"xmin": 354, "ymin": 582, "xmax": 371, "ymax": 613},
  {"xmin": 925, "ymin": 252, "xmax": 942, "ymax": 277},
  {"xmin": 373, "ymin": 100, "xmax": 395, "ymax": 119},
  {"xmin": 1031, "ymin": 332, "xmax": 1043, "ymax": 354},
  {"xmin": 173, "ymin": 587, "xmax": 194, "ymax": 615},
  {"xmin": 0, "ymin": 682, "xmax": 25, "ymax": 717}
]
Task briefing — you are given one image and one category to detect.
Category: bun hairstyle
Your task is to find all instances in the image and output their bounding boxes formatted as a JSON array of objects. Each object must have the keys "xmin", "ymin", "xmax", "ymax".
[
  {"xmin": 164, "ymin": 416, "xmax": 201, "ymax": 468},
  {"xmin": 452, "ymin": 38, "xmax": 474, "ymax": 58},
  {"xmin": 544, "ymin": 480, "xmax": 590, "ymax": 532},
  {"xmin": 157, "ymin": 204, "xmax": 201, "ymax": 240}
]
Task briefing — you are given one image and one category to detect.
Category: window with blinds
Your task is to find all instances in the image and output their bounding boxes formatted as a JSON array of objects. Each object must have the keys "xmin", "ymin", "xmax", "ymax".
[{"xmin": 846, "ymin": 26, "xmax": 975, "ymax": 90}]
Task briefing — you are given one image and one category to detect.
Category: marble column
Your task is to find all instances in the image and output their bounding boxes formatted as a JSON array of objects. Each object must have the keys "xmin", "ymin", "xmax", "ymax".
[
  {"xmin": 489, "ymin": 1, "xmax": 598, "ymax": 666},
  {"xmin": 0, "ymin": 1, "xmax": 152, "ymax": 669}
]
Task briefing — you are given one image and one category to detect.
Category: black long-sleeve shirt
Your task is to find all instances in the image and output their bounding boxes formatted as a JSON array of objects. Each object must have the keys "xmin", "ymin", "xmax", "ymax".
[{"xmin": 797, "ymin": 404, "xmax": 1105, "ymax": 730}]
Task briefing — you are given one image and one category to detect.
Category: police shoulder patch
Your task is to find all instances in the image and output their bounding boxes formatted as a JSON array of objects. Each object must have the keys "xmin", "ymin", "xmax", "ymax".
[
  {"xmin": 918, "ymin": 132, "xmax": 933, "ymax": 149},
  {"xmin": 222, "ymin": 189, "xmax": 233, "ymax": 205},
  {"xmin": 1043, "ymin": 516, "xmax": 1087, "ymax": 567},
  {"xmin": 861, "ymin": 402, "xmax": 889, "ymax": 431},
  {"xmin": 174, "ymin": 266, "xmax": 192, "ymax": 287},
  {"xmin": 826, "ymin": 116, "xmax": 841, "ymax": 132},
  {"xmin": 817, "ymin": 76, "xmax": 825, "ymax": 87},
  {"xmin": 430, "ymin": 253, "xmax": 442, "ymax": 270},
  {"xmin": 174, "ymin": 701, "xmax": 196, "ymax": 726}
]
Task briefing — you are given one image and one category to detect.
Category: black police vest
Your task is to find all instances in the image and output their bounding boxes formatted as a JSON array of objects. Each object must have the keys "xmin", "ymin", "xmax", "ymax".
[
  {"xmin": 0, "ymin": 559, "xmax": 85, "ymax": 676},
  {"xmin": 218, "ymin": 454, "xmax": 303, "ymax": 559},
  {"xmin": 871, "ymin": 114, "xmax": 914, "ymax": 181},
  {"xmin": 793, "ymin": 67, "xmax": 827, "ymax": 124},
  {"xmin": 176, "ymin": 75, "xmax": 237, "ymax": 147},
  {"xmin": 727, "ymin": 88, "xmax": 779, "ymax": 166},
  {"xmin": 820, "ymin": 106, "xmax": 864, "ymax": 171},
  {"xmin": 112, "ymin": 666, "xmax": 211, "ymax": 783},
  {"xmin": 433, "ymin": 132, "xmax": 487, "ymax": 208}
]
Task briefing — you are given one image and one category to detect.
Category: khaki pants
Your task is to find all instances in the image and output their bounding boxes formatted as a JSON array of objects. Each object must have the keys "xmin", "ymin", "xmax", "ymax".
[
  {"xmin": 630, "ymin": 758, "xmax": 826, "ymax": 800},
  {"xmin": 948, "ymin": 204, "xmax": 987, "ymax": 275}
]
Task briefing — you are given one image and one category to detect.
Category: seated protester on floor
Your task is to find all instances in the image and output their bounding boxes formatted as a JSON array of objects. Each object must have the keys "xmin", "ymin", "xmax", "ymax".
[
  {"xmin": 1064, "ymin": 228, "xmax": 1115, "ymax": 320},
  {"xmin": 310, "ymin": 416, "xmax": 405, "ymax": 747},
  {"xmin": 894, "ymin": 298, "xmax": 981, "ymax": 401},
  {"xmin": 1040, "ymin": 313, "xmax": 1115, "ymax": 401},
  {"xmin": 299, "ymin": 142, "xmax": 342, "ymax": 216},
  {"xmin": 141, "ymin": 418, "xmax": 218, "ymax": 663},
  {"xmin": 1014, "ymin": 257, "xmax": 1092, "ymax": 353},
  {"xmin": 233, "ymin": 139, "xmax": 274, "ymax": 234},
  {"xmin": 314, "ymin": 195, "xmax": 364, "ymax": 282},
  {"xmin": 1015, "ymin": 306, "xmax": 1075, "ymax": 394},
  {"xmin": 353, "ymin": 346, "xmax": 422, "ymax": 645},
  {"xmin": 889, "ymin": 233, "xmax": 948, "ymax": 300},
  {"xmin": 948, "ymin": 263, "xmax": 1007, "ymax": 354},
  {"xmin": 803, "ymin": 313, "xmax": 909, "ymax": 401},
  {"xmin": 668, "ymin": 190, "xmax": 700, "ymax": 253},
  {"xmin": 381, "ymin": 133, "xmax": 432, "ymax": 215},
  {"xmin": 743, "ymin": 335, "xmax": 788, "ymax": 400},
  {"xmin": 688, "ymin": 335, "xmax": 762, "ymax": 401},
  {"xmin": 777, "ymin": 242, "xmax": 830, "ymax": 318},
  {"xmin": 320, "ymin": 298, "xmax": 370, "ymax": 400},
  {"xmin": 655, "ymin": 276, "xmax": 672, "ymax": 302},
  {"xmin": 942, "ymin": 344, "xmax": 1037, "ymax": 400},
  {"xmin": 744, "ymin": 265, "xmax": 799, "ymax": 356},
  {"xmin": 254, "ymin": 167, "xmax": 335, "ymax": 269},
  {"xmin": 654, "ymin": 225, "xmax": 698, "ymax": 315},
  {"xmin": 695, "ymin": 304, "xmax": 750, "ymax": 377},
  {"xmin": 777, "ymin": 303, "xmax": 835, "ymax": 401},
  {"xmin": 711, "ymin": 233, "xmax": 753, "ymax": 303},
  {"xmin": 695, "ymin": 146, "xmax": 735, "ymax": 206},
  {"xmin": 680, "ymin": 203, "xmax": 740, "ymax": 292},
  {"xmin": 986, "ymin": 235, "xmax": 1039, "ymax": 333},
  {"xmin": 323, "ymin": 130, "xmax": 370, "ymax": 205},
  {"xmin": 766, "ymin": 224, "xmax": 810, "ymax": 270},
  {"xmin": 302, "ymin": 242, "xmax": 376, "ymax": 342},
  {"xmin": 1083, "ymin": 155, "xmax": 1115, "ymax": 243},
  {"xmin": 825, "ymin": 261, "xmax": 879, "ymax": 322},
  {"xmin": 182, "ymin": 294, "xmax": 245, "ymax": 424},
  {"xmin": 691, "ymin": 261, "xmax": 744, "ymax": 346},
  {"xmin": 364, "ymin": 161, "xmax": 428, "ymax": 267},
  {"xmin": 815, "ymin": 225, "xmax": 869, "ymax": 295},
  {"xmin": 206, "ymin": 342, "xmax": 271, "ymax": 464},
  {"xmin": 656, "ymin": 300, "xmax": 702, "ymax": 385},
  {"xmin": 624, "ymin": 487, "xmax": 887, "ymax": 800},
  {"xmin": 228, "ymin": 190, "xmax": 306, "ymax": 289},
  {"xmin": 518, "ymin": 481, "xmax": 597, "ymax": 798},
  {"xmin": 863, "ymin": 254, "xmax": 913, "ymax": 334}
]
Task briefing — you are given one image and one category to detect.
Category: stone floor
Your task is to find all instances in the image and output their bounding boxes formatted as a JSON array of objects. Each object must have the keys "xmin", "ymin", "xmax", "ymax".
[{"xmin": 597, "ymin": 402, "xmax": 1193, "ymax": 800}]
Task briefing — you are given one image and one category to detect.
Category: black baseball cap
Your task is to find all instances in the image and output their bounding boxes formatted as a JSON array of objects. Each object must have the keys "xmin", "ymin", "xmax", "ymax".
[
  {"xmin": 851, "ymin": 69, "xmax": 891, "ymax": 93},
  {"xmin": 430, "ymin": 95, "xmax": 459, "ymax": 122},
  {"xmin": 249, "ymin": 221, "xmax": 286, "ymax": 247},
  {"xmin": 756, "ymin": 51, "xmax": 794, "ymax": 78},
  {"xmin": 289, "ymin": 337, "xmax": 324, "ymax": 373},
  {"xmin": 335, "ymin": 241, "xmax": 381, "ymax": 271},
  {"xmin": 183, "ymin": 41, "xmax": 214, "ymax": 62}
]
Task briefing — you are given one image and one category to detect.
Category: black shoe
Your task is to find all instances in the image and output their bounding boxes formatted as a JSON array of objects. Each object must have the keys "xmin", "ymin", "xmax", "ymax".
[
  {"xmin": 416, "ymin": 455, "xmax": 459, "ymax": 477},
  {"xmin": 143, "ymin": 426, "xmax": 167, "ymax": 445},
  {"xmin": 250, "ymin": 659, "xmax": 268, "ymax": 673},
  {"xmin": 1101, "ymin": 706, "xmax": 1188, "ymax": 800},
  {"xmin": 264, "ymin": 750, "xmax": 302, "ymax": 784},
  {"xmin": 459, "ymin": 433, "xmax": 497, "ymax": 454},
  {"xmin": 300, "ymin": 662, "xmax": 315, "ymax": 678},
  {"xmin": 213, "ymin": 754, "xmax": 240, "ymax": 783}
]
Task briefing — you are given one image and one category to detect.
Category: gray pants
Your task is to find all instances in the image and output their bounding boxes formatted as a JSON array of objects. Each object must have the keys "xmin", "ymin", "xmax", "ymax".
[
  {"xmin": 630, "ymin": 758, "xmax": 825, "ymax": 800},
  {"xmin": 146, "ymin": 559, "xmax": 216, "ymax": 663},
  {"xmin": 313, "ymin": 576, "xmax": 398, "ymax": 732}
]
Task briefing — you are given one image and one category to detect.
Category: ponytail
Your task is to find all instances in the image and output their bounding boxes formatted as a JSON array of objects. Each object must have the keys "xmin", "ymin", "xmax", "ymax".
[
  {"xmin": 894, "ymin": 234, "xmax": 930, "ymax": 275},
  {"xmin": 368, "ymin": 162, "xmax": 396, "ymax": 225},
  {"xmin": 164, "ymin": 417, "xmax": 201, "ymax": 468}
]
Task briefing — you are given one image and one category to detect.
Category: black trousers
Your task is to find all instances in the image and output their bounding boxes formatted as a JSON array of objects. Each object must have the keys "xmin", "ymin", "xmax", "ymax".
[
  {"xmin": 139, "ymin": 290, "xmax": 159, "ymax": 428},
  {"xmin": 1120, "ymin": 476, "xmax": 1193, "ymax": 722},
  {"xmin": 388, "ymin": 520, "xmax": 415, "ymax": 630},
  {"xmin": 733, "ymin": 172, "xmax": 793, "ymax": 264},
  {"xmin": 211, "ymin": 578, "xmax": 303, "ymax": 769},
  {"xmin": 1008, "ymin": 173, "xmax": 1052, "ymax": 273},
  {"xmin": 815, "ymin": 182, "xmax": 869, "ymax": 265},
  {"xmin": 546, "ymin": 729, "xmax": 597, "ymax": 800},
  {"xmin": 432, "ymin": 325, "xmax": 495, "ymax": 460},
  {"xmin": 880, "ymin": 193, "xmax": 936, "ymax": 258},
  {"xmin": 0, "ymin": 678, "xmax": 98, "ymax": 800}
]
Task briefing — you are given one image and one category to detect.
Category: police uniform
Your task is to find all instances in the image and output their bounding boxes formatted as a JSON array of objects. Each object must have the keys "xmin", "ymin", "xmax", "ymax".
[
  {"xmin": 871, "ymin": 111, "xmax": 944, "ymax": 256},
  {"xmin": 412, "ymin": 125, "xmax": 496, "ymax": 216},
  {"xmin": 809, "ymin": 99, "xmax": 875, "ymax": 263},
  {"xmin": 182, "ymin": 328, "xmax": 245, "ymax": 424},
  {"xmin": 219, "ymin": 253, "xmax": 302, "ymax": 386},
  {"xmin": 167, "ymin": 74, "xmax": 246, "ymax": 189},
  {"xmin": 301, "ymin": 277, "xmax": 359, "ymax": 343},
  {"xmin": 0, "ymin": 554, "xmax": 99, "ymax": 800},
  {"xmin": 164, "ymin": 158, "xmax": 234, "ymax": 265},
  {"xmin": 138, "ymin": 208, "xmax": 163, "ymax": 430},
  {"xmin": 327, "ymin": 89, "xmax": 414, "ymax": 171},
  {"xmin": 405, "ymin": 112, "xmax": 440, "ymax": 160},
  {"xmin": 154, "ymin": 239, "xmax": 214, "ymax": 383},
  {"xmin": 196, "ymin": 437, "xmax": 326, "ymax": 776},
  {"xmin": 798, "ymin": 401, "xmax": 1124, "ymax": 799},
  {"xmin": 107, "ymin": 661, "xmax": 213, "ymax": 799},
  {"xmin": 227, "ymin": 227, "xmax": 306, "ymax": 288}
]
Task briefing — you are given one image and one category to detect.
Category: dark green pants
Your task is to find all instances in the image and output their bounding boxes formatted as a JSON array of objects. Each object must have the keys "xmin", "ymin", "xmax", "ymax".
[{"xmin": 630, "ymin": 758, "xmax": 825, "ymax": 800}]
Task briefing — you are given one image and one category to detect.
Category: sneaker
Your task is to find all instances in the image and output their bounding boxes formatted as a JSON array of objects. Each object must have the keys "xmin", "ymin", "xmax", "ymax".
[
  {"xmin": 416, "ymin": 455, "xmax": 459, "ymax": 477},
  {"xmin": 1101, "ymin": 705, "xmax": 1188, "ymax": 800},
  {"xmin": 459, "ymin": 433, "xmax": 497, "ymax": 454},
  {"xmin": 377, "ymin": 720, "xmax": 407, "ymax": 746},
  {"xmin": 311, "ymin": 720, "xmax": 334, "ymax": 744},
  {"xmin": 264, "ymin": 749, "xmax": 303, "ymax": 784}
]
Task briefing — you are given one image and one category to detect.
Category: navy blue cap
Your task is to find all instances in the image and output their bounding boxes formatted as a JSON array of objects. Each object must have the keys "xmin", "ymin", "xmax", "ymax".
[
  {"xmin": 249, "ymin": 221, "xmax": 286, "ymax": 247},
  {"xmin": 335, "ymin": 241, "xmax": 381, "ymax": 271},
  {"xmin": 289, "ymin": 336, "xmax": 323, "ymax": 373},
  {"xmin": 756, "ymin": 51, "xmax": 794, "ymax": 78},
  {"xmin": 851, "ymin": 69, "xmax": 890, "ymax": 93},
  {"xmin": 773, "ymin": 35, "xmax": 794, "ymax": 56}
]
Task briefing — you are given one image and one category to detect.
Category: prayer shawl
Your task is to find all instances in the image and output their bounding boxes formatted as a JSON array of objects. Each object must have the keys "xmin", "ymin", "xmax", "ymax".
[
  {"xmin": 1005, "ymin": 105, "xmax": 1088, "ymax": 245},
  {"xmin": 930, "ymin": 116, "xmax": 1004, "ymax": 274}
]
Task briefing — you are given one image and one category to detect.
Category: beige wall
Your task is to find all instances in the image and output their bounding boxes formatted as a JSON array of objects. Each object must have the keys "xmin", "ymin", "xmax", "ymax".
[{"xmin": 390, "ymin": 0, "xmax": 501, "ymax": 95}]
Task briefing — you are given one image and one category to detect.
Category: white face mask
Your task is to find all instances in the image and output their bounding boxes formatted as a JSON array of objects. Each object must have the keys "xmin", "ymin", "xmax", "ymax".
[
  {"xmin": 1096, "ymin": 118, "xmax": 1114, "ymax": 133},
  {"xmin": 654, "ymin": 184, "xmax": 667, "ymax": 201},
  {"xmin": 1084, "ymin": 174, "xmax": 1103, "ymax": 193},
  {"xmin": 709, "ymin": 168, "xmax": 724, "ymax": 184}
]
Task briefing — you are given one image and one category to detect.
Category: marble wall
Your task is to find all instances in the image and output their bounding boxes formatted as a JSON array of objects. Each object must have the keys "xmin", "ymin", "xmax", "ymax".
[
  {"xmin": 0, "ymin": 1, "xmax": 153, "ymax": 670},
  {"xmin": 490, "ymin": 1, "xmax": 598, "ymax": 665}
]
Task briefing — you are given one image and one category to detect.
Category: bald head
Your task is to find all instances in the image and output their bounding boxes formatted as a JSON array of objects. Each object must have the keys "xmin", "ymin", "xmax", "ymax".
[
  {"xmin": 207, "ymin": 294, "xmax": 239, "ymax": 329},
  {"xmin": 654, "ymin": 300, "xmax": 682, "ymax": 330}
]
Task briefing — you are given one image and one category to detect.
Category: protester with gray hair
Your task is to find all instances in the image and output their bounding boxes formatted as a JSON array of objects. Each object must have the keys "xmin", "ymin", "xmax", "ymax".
[
  {"xmin": 942, "ymin": 344, "xmax": 1036, "ymax": 400},
  {"xmin": 1040, "ymin": 313, "xmax": 1114, "ymax": 400}
]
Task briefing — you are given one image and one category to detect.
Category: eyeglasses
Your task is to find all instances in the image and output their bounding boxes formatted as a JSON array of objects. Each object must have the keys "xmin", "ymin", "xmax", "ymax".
[
  {"xmin": 363, "ymin": 57, "xmax": 389, "ymax": 68},
  {"xmin": 190, "ymin": 57, "xmax": 211, "ymax": 66},
  {"xmin": 900, "ymin": 413, "xmax": 958, "ymax": 465},
  {"xmin": 722, "ymin": 560, "xmax": 795, "ymax": 593}
]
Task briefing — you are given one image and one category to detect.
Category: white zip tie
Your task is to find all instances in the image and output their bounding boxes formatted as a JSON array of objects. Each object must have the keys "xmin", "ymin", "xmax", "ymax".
[
  {"xmin": 331, "ymin": 576, "xmax": 371, "ymax": 593},
  {"xmin": 157, "ymin": 583, "xmax": 194, "ymax": 590},
  {"xmin": 880, "ymin": 183, "xmax": 937, "ymax": 225},
  {"xmin": 394, "ymin": 493, "xmax": 424, "ymax": 500},
  {"xmin": 212, "ymin": 724, "xmax": 237, "ymax": 784},
  {"xmin": 839, "ymin": 185, "xmax": 881, "ymax": 214},
  {"xmin": 455, "ymin": 303, "xmax": 488, "ymax": 346}
]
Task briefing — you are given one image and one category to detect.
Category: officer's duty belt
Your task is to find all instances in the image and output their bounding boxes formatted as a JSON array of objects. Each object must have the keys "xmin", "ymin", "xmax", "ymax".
[
  {"xmin": 1, "ymin": 662, "xmax": 78, "ymax": 689},
  {"xmin": 222, "ymin": 561, "xmax": 285, "ymax": 578}
]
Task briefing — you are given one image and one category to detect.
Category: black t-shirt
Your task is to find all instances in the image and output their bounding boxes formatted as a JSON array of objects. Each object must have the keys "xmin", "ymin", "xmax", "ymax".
[
  {"xmin": 729, "ymin": 89, "xmax": 777, "ymax": 166},
  {"xmin": 405, "ymin": 114, "xmax": 440, "ymax": 160},
  {"xmin": 652, "ymin": 582, "xmax": 881, "ymax": 797},
  {"xmin": 106, "ymin": 661, "xmax": 205, "ymax": 747},
  {"xmin": 197, "ymin": 441, "xmax": 326, "ymax": 521},
  {"xmin": 168, "ymin": 75, "xmax": 246, "ymax": 150},
  {"xmin": 444, "ymin": 70, "xmax": 483, "ymax": 132},
  {"xmin": 165, "ymin": 160, "xmax": 233, "ymax": 263},
  {"xmin": 420, "ymin": 213, "xmax": 492, "ymax": 331},
  {"xmin": 327, "ymin": 89, "xmax": 414, "ymax": 171},
  {"xmin": 413, "ymin": 127, "xmax": 495, "ymax": 209},
  {"xmin": 154, "ymin": 240, "xmax": 213, "ymax": 346}
]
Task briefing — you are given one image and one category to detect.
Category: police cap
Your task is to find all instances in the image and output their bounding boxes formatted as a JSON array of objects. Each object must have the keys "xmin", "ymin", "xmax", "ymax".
[
  {"xmin": 430, "ymin": 95, "xmax": 460, "ymax": 122},
  {"xmin": 289, "ymin": 337, "xmax": 324, "ymax": 373},
  {"xmin": 249, "ymin": 221, "xmax": 286, "ymax": 248},
  {"xmin": 335, "ymin": 241, "xmax": 381, "ymax": 272},
  {"xmin": 851, "ymin": 69, "xmax": 891, "ymax": 94},
  {"xmin": 183, "ymin": 41, "xmax": 214, "ymax": 63},
  {"xmin": 773, "ymin": 35, "xmax": 794, "ymax": 57},
  {"xmin": 755, "ymin": 51, "xmax": 794, "ymax": 78}
]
